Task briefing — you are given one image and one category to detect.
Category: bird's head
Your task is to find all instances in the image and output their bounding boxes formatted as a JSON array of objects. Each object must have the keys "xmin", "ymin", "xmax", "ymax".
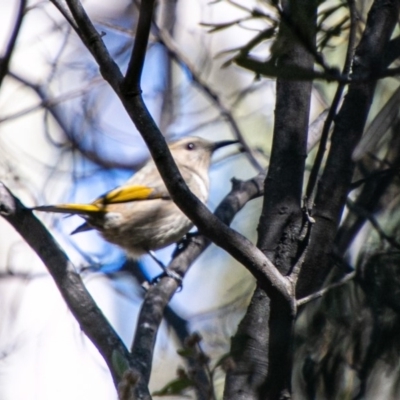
[{"xmin": 168, "ymin": 136, "xmax": 239, "ymax": 172}]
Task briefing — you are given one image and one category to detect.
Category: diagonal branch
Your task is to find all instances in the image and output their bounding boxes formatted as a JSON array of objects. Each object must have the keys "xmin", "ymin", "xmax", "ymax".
[
  {"xmin": 131, "ymin": 174, "xmax": 266, "ymax": 383},
  {"xmin": 8, "ymin": 72, "xmax": 144, "ymax": 170},
  {"xmin": 50, "ymin": 0, "xmax": 79, "ymax": 31},
  {"xmin": 58, "ymin": 0, "xmax": 291, "ymax": 298},
  {"xmin": 154, "ymin": 25, "xmax": 264, "ymax": 173},
  {"xmin": 123, "ymin": 0, "xmax": 155, "ymax": 92},
  {"xmin": 61, "ymin": 0, "xmax": 124, "ymax": 89},
  {"xmin": 296, "ymin": 271, "xmax": 356, "ymax": 307},
  {"xmin": 305, "ymin": 0, "xmax": 358, "ymax": 209},
  {"xmin": 0, "ymin": 182, "xmax": 149, "ymax": 396},
  {"xmin": 346, "ymin": 199, "xmax": 400, "ymax": 250},
  {"xmin": 297, "ymin": 0, "xmax": 400, "ymax": 298},
  {"xmin": 0, "ymin": 0, "xmax": 27, "ymax": 88}
]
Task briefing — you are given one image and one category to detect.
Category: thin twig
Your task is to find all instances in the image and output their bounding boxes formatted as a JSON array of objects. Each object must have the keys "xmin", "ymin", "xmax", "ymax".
[
  {"xmin": 0, "ymin": 182, "xmax": 139, "ymax": 389},
  {"xmin": 288, "ymin": 219, "xmax": 313, "ymax": 285},
  {"xmin": 305, "ymin": 0, "xmax": 358, "ymax": 210},
  {"xmin": 4, "ymin": 72, "xmax": 103, "ymax": 121},
  {"xmin": 58, "ymin": 0, "xmax": 290, "ymax": 298},
  {"xmin": 131, "ymin": 174, "xmax": 266, "ymax": 382},
  {"xmin": 63, "ymin": 0, "xmax": 124, "ymax": 89},
  {"xmin": 8, "ymin": 72, "xmax": 145, "ymax": 170},
  {"xmin": 297, "ymin": 271, "xmax": 356, "ymax": 307},
  {"xmin": 376, "ymin": 66, "xmax": 400, "ymax": 78},
  {"xmin": 123, "ymin": 0, "xmax": 155, "ymax": 92},
  {"xmin": 155, "ymin": 25, "xmax": 264, "ymax": 172},
  {"xmin": 346, "ymin": 199, "xmax": 400, "ymax": 250},
  {"xmin": 0, "ymin": 0, "xmax": 27, "ymax": 88},
  {"xmin": 99, "ymin": 19, "xmax": 265, "ymax": 172},
  {"xmin": 274, "ymin": 3, "xmax": 342, "ymax": 79},
  {"xmin": 50, "ymin": 0, "xmax": 79, "ymax": 31}
]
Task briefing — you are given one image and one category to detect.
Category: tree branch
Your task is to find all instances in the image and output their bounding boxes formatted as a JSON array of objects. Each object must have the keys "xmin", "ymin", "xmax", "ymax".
[
  {"xmin": 297, "ymin": 0, "xmax": 400, "ymax": 298},
  {"xmin": 50, "ymin": 0, "xmax": 79, "ymax": 31},
  {"xmin": 123, "ymin": 0, "xmax": 154, "ymax": 92},
  {"xmin": 8, "ymin": 72, "xmax": 144, "ymax": 170},
  {"xmin": 0, "ymin": 182, "xmax": 150, "ymax": 397},
  {"xmin": 226, "ymin": 1, "xmax": 318, "ymax": 398},
  {"xmin": 0, "ymin": 0, "xmax": 27, "ymax": 88},
  {"xmin": 131, "ymin": 174, "xmax": 266, "ymax": 381},
  {"xmin": 154, "ymin": 25, "xmax": 264, "ymax": 173},
  {"xmin": 58, "ymin": 0, "xmax": 290, "ymax": 299},
  {"xmin": 296, "ymin": 271, "xmax": 356, "ymax": 307},
  {"xmin": 62, "ymin": 0, "xmax": 124, "ymax": 89},
  {"xmin": 305, "ymin": 0, "xmax": 358, "ymax": 209}
]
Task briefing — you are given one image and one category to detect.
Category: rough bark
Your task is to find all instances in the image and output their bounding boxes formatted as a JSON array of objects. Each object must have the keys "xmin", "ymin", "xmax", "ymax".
[
  {"xmin": 296, "ymin": 0, "xmax": 400, "ymax": 298},
  {"xmin": 224, "ymin": 1, "xmax": 317, "ymax": 398}
]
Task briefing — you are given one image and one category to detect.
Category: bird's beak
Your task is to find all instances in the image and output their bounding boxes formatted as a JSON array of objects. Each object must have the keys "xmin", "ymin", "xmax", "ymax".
[{"xmin": 212, "ymin": 140, "xmax": 239, "ymax": 152}]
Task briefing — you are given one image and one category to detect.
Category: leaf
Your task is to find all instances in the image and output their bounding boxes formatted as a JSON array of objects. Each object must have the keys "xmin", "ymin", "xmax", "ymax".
[
  {"xmin": 307, "ymin": 109, "xmax": 330, "ymax": 153},
  {"xmin": 215, "ymin": 26, "xmax": 276, "ymax": 60},
  {"xmin": 111, "ymin": 350, "xmax": 130, "ymax": 379},
  {"xmin": 200, "ymin": 18, "xmax": 247, "ymax": 33},
  {"xmin": 236, "ymin": 56, "xmax": 340, "ymax": 81},
  {"xmin": 212, "ymin": 352, "xmax": 235, "ymax": 373},
  {"xmin": 152, "ymin": 376, "xmax": 195, "ymax": 397},
  {"xmin": 177, "ymin": 348, "xmax": 196, "ymax": 358},
  {"xmin": 318, "ymin": 16, "xmax": 349, "ymax": 51},
  {"xmin": 317, "ymin": 3, "xmax": 345, "ymax": 29},
  {"xmin": 353, "ymin": 86, "xmax": 400, "ymax": 161}
]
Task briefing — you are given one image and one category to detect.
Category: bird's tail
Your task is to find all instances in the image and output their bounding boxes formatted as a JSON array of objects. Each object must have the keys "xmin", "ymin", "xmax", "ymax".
[{"xmin": 32, "ymin": 203, "xmax": 103, "ymax": 215}]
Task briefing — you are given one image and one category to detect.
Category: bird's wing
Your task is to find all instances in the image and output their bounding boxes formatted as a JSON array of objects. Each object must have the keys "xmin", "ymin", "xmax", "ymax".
[
  {"xmin": 93, "ymin": 184, "xmax": 170, "ymax": 205},
  {"xmin": 33, "ymin": 203, "xmax": 102, "ymax": 214},
  {"xmin": 33, "ymin": 184, "xmax": 170, "ymax": 216}
]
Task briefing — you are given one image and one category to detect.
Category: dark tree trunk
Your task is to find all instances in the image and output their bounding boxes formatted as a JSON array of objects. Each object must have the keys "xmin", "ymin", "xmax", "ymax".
[
  {"xmin": 224, "ymin": 1, "xmax": 317, "ymax": 398},
  {"xmin": 296, "ymin": 0, "xmax": 400, "ymax": 298}
]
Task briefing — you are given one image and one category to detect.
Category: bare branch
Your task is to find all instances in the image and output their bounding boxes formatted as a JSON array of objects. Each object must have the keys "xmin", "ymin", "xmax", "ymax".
[
  {"xmin": 154, "ymin": 26, "xmax": 265, "ymax": 173},
  {"xmin": 288, "ymin": 219, "xmax": 313, "ymax": 287},
  {"xmin": 62, "ymin": 0, "xmax": 124, "ymax": 89},
  {"xmin": 376, "ymin": 65, "xmax": 400, "ymax": 78},
  {"xmin": 305, "ymin": 0, "xmax": 358, "ymax": 210},
  {"xmin": 123, "ymin": 0, "xmax": 155, "ymax": 91},
  {"xmin": 50, "ymin": 0, "xmax": 79, "ymax": 31},
  {"xmin": 0, "ymin": 182, "xmax": 146, "ymax": 394},
  {"xmin": 297, "ymin": 0, "xmax": 400, "ymax": 298},
  {"xmin": 8, "ymin": 72, "xmax": 145, "ymax": 170},
  {"xmin": 52, "ymin": 0, "xmax": 292, "ymax": 298},
  {"xmin": 296, "ymin": 271, "xmax": 356, "ymax": 307},
  {"xmin": 231, "ymin": 1, "xmax": 319, "ymax": 397},
  {"xmin": 0, "ymin": 0, "xmax": 27, "ymax": 88},
  {"xmin": 236, "ymin": 56, "xmax": 343, "ymax": 82},
  {"xmin": 131, "ymin": 174, "xmax": 266, "ymax": 383},
  {"xmin": 346, "ymin": 199, "xmax": 400, "ymax": 250}
]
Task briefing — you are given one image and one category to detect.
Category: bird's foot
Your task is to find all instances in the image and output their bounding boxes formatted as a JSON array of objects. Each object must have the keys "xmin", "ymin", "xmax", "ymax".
[
  {"xmin": 147, "ymin": 250, "xmax": 183, "ymax": 290},
  {"xmin": 172, "ymin": 231, "xmax": 200, "ymax": 258},
  {"xmin": 150, "ymin": 269, "xmax": 183, "ymax": 290}
]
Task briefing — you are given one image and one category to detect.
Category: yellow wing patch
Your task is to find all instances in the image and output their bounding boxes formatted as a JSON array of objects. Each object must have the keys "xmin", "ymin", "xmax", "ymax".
[
  {"xmin": 33, "ymin": 203, "xmax": 102, "ymax": 214},
  {"xmin": 94, "ymin": 184, "xmax": 169, "ymax": 205},
  {"xmin": 33, "ymin": 185, "xmax": 170, "ymax": 216}
]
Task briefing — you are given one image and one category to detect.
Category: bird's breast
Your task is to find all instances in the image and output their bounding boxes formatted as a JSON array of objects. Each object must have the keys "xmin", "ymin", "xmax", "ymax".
[{"xmin": 95, "ymin": 199, "xmax": 193, "ymax": 258}]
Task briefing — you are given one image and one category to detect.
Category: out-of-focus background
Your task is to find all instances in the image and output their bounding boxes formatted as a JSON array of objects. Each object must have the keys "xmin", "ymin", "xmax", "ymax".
[
  {"xmin": 0, "ymin": 0, "xmax": 375, "ymax": 398},
  {"xmin": 0, "ymin": 1, "xmax": 281, "ymax": 398}
]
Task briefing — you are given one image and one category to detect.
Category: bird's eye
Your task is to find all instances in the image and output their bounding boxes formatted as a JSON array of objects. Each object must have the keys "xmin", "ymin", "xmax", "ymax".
[{"xmin": 186, "ymin": 142, "xmax": 195, "ymax": 150}]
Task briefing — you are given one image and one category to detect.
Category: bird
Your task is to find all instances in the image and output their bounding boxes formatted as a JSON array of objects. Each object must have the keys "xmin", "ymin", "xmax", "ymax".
[{"xmin": 33, "ymin": 136, "xmax": 238, "ymax": 262}]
